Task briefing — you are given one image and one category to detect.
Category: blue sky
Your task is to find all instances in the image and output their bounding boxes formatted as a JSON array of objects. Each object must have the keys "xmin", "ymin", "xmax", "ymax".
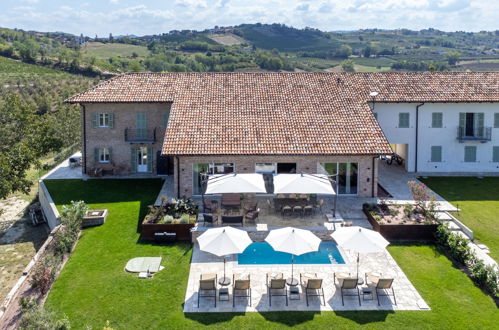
[{"xmin": 0, "ymin": 0, "xmax": 497, "ymax": 36}]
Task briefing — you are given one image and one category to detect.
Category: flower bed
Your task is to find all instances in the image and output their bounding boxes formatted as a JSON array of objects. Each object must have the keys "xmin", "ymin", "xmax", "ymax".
[
  {"xmin": 363, "ymin": 203, "xmax": 439, "ymax": 241},
  {"xmin": 140, "ymin": 197, "xmax": 198, "ymax": 242}
]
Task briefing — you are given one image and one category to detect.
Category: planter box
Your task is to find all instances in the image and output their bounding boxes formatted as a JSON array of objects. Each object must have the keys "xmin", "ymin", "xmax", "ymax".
[
  {"xmin": 140, "ymin": 222, "xmax": 195, "ymax": 241},
  {"xmin": 363, "ymin": 207, "xmax": 438, "ymax": 241},
  {"xmin": 82, "ymin": 209, "xmax": 108, "ymax": 228}
]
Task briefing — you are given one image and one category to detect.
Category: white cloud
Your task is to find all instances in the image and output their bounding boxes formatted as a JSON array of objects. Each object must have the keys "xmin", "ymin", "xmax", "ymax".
[{"xmin": 19, "ymin": 0, "xmax": 39, "ymax": 4}]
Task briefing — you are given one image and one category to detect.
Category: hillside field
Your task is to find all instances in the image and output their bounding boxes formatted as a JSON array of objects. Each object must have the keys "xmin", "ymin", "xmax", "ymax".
[{"xmin": 82, "ymin": 42, "xmax": 150, "ymax": 59}]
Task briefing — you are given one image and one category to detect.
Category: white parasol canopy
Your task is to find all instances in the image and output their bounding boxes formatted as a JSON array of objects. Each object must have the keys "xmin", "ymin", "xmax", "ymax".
[
  {"xmin": 331, "ymin": 226, "xmax": 389, "ymax": 278},
  {"xmin": 273, "ymin": 174, "xmax": 335, "ymax": 195},
  {"xmin": 205, "ymin": 173, "xmax": 267, "ymax": 194},
  {"xmin": 265, "ymin": 227, "xmax": 321, "ymax": 281},
  {"xmin": 197, "ymin": 226, "xmax": 253, "ymax": 281}
]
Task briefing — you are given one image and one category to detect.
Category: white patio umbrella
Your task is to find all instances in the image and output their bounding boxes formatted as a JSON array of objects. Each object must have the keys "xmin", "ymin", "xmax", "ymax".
[
  {"xmin": 197, "ymin": 226, "xmax": 253, "ymax": 283},
  {"xmin": 331, "ymin": 226, "xmax": 389, "ymax": 279},
  {"xmin": 265, "ymin": 227, "xmax": 321, "ymax": 284},
  {"xmin": 205, "ymin": 173, "xmax": 267, "ymax": 194},
  {"xmin": 273, "ymin": 174, "xmax": 335, "ymax": 195}
]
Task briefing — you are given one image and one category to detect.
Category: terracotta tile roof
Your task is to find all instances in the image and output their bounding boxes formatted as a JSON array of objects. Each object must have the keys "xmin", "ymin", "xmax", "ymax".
[{"xmin": 66, "ymin": 72, "xmax": 499, "ymax": 156}]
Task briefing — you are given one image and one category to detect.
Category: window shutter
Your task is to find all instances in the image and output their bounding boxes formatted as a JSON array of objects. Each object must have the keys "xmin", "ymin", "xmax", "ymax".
[
  {"xmin": 492, "ymin": 146, "xmax": 499, "ymax": 163},
  {"xmin": 459, "ymin": 113, "xmax": 465, "ymax": 128},
  {"xmin": 92, "ymin": 113, "xmax": 98, "ymax": 128},
  {"xmin": 399, "ymin": 113, "xmax": 409, "ymax": 128},
  {"xmin": 94, "ymin": 148, "xmax": 99, "ymax": 163},
  {"xmin": 130, "ymin": 148, "xmax": 137, "ymax": 173},
  {"xmin": 147, "ymin": 147, "xmax": 153, "ymax": 172},
  {"xmin": 494, "ymin": 113, "xmax": 499, "ymax": 128},
  {"xmin": 464, "ymin": 146, "xmax": 476, "ymax": 162},
  {"xmin": 432, "ymin": 113, "xmax": 442, "ymax": 128},
  {"xmin": 431, "ymin": 146, "xmax": 442, "ymax": 162},
  {"xmin": 108, "ymin": 147, "xmax": 113, "ymax": 163},
  {"xmin": 109, "ymin": 113, "xmax": 114, "ymax": 129}
]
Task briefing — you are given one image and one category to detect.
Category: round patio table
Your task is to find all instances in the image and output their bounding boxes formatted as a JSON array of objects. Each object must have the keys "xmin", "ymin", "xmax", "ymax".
[{"xmin": 286, "ymin": 277, "xmax": 299, "ymax": 286}]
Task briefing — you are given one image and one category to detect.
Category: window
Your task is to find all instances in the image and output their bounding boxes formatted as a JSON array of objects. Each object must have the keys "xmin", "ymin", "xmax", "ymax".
[
  {"xmin": 192, "ymin": 162, "xmax": 235, "ymax": 194},
  {"xmin": 431, "ymin": 146, "xmax": 442, "ymax": 162},
  {"xmin": 432, "ymin": 112, "xmax": 443, "ymax": 128},
  {"xmin": 92, "ymin": 113, "xmax": 114, "ymax": 128},
  {"xmin": 464, "ymin": 146, "xmax": 477, "ymax": 163},
  {"xmin": 493, "ymin": 146, "xmax": 499, "ymax": 163},
  {"xmin": 494, "ymin": 113, "xmax": 499, "ymax": 128},
  {"xmin": 255, "ymin": 163, "xmax": 277, "ymax": 174},
  {"xmin": 318, "ymin": 162, "xmax": 358, "ymax": 195},
  {"xmin": 98, "ymin": 148, "xmax": 110, "ymax": 163},
  {"xmin": 459, "ymin": 112, "xmax": 484, "ymax": 137},
  {"xmin": 398, "ymin": 113, "xmax": 410, "ymax": 128},
  {"xmin": 99, "ymin": 113, "xmax": 109, "ymax": 127}
]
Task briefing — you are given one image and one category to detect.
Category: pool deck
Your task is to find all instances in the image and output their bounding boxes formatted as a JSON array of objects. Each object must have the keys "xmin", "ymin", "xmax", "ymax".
[{"xmin": 183, "ymin": 244, "xmax": 429, "ymax": 313}]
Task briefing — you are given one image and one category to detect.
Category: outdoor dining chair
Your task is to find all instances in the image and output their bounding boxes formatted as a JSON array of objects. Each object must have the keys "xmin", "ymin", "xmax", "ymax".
[
  {"xmin": 281, "ymin": 205, "xmax": 292, "ymax": 217},
  {"xmin": 267, "ymin": 273, "xmax": 288, "ymax": 306},
  {"xmin": 315, "ymin": 199, "xmax": 324, "ymax": 214},
  {"xmin": 198, "ymin": 273, "xmax": 217, "ymax": 307},
  {"xmin": 300, "ymin": 273, "xmax": 325, "ymax": 306},
  {"xmin": 233, "ymin": 274, "xmax": 251, "ymax": 307},
  {"xmin": 303, "ymin": 205, "xmax": 313, "ymax": 217},
  {"xmin": 244, "ymin": 209, "xmax": 260, "ymax": 223},
  {"xmin": 293, "ymin": 205, "xmax": 303, "ymax": 217},
  {"xmin": 202, "ymin": 213, "xmax": 217, "ymax": 226}
]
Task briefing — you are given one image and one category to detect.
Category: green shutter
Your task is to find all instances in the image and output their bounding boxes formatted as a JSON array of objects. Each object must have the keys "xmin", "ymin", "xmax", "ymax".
[
  {"xmin": 147, "ymin": 147, "xmax": 153, "ymax": 172},
  {"xmin": 130, "ymin": 147, "xmax": 137, "ymax": 173},
  {"xmin": 136, "ymin": 113, "xmax": 147, "ymax": 138},
  {"xmin": 431, "ymin": 146, "xmax": 442, "ymax": 162},
  {"xmin": 109, "ymin": 113, "xmax": 114, "ymax": 129},
  {"xmin": 94, "ymin": 148, "xmax": 99, "ymax": 163},
  {"xmin": 459, "ymin": 113, "xmax": 465, "ymax": 128},
  {"xmin": 464, "ymin": 146, "xmax": 476, "ymax": 162},
  {"xmin": 399, "ymin": 113, "xmax": 409, "ymax": 128},
  {"xmin": 476, "ymin": 113, "xmax": 484, "ymax": 136},
  {"xmin": 494, "ymin": 113, "xmax": 499, "ymax": 128},
  {"xmin": 92, "ymin": 113, "xmax": 98, "ymax": 128},
  {"xmin": 108, "ymin": 147, "xmax": 112, "ymax": 163},
  {"xmin": 432, "ymin": 112, "xmax": 442, "ymax": 128},
  {"xmin": 493, "ymin": 146, "xmax": 499, "ymax": 162}
]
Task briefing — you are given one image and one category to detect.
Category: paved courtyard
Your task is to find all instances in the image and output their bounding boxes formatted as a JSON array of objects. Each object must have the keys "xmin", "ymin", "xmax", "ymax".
[{"xmin": 183, "ymin": 243, "xmax": 429, "ymax": 313}]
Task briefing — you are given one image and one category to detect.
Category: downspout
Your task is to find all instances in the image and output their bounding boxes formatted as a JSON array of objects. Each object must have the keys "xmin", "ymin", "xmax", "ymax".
[
  {"xmin": 372, "ymin": 156, "xmax": 377, "ymax": 197},
  {"xmin": 415, "ymin": 103, "xmax": 425, "ymax": 173},
  {"xmin": 175, "ymin": 156, "xmax": 180, "ymax": 198},
  {"xmin": 82, "ymin": 104, "xmax": 87, "ymax": 175}
]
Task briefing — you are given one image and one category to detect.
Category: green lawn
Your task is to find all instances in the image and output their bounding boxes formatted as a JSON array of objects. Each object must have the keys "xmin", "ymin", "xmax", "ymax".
[
  {"xmin": 421, "ymin": 177, "xmax": 499, "ymax": 260},
  {"xmin": 44, "ymin": 179, "xmax": 498, "ymax": 329}
]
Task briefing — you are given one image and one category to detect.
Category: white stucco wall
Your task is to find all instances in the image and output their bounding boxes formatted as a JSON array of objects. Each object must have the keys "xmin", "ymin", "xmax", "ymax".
[{"xmin": 374, "ymin": 102, "xmax": 499, "ymax": 173}]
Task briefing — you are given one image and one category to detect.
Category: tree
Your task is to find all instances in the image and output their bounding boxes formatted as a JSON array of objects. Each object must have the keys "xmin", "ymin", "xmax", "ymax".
[
  {"xmin": 340, "ymin": 59, "xmax": 355, "ymax": 72},
  {"xmin": 336, "ymin": 45, "xmax": 352, "ymax": 59},
  {"xmin": 446, "ymin": 51, "xmax": 460, "ymax": 65}
]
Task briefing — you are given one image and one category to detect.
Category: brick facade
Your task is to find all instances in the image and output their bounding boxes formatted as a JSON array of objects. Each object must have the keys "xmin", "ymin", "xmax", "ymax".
[
  {"xmin": 82, "ymin": 103, "xmax": 170, "ymax": 175},
  {"xmin": 174, "ymin": 155, "xmax": 378, "ymax": 198}
]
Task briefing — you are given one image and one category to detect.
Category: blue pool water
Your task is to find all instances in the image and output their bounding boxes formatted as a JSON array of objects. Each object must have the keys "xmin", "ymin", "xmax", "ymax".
[{"xmin": 238, "ymin": 242, "xmax": 346, "ymax": 265}]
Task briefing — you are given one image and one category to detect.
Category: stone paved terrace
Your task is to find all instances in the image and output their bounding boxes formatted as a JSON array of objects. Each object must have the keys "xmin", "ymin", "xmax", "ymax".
[{"xmin": 184, "ymin": 244, "xmax": 429, "ymax": 313}]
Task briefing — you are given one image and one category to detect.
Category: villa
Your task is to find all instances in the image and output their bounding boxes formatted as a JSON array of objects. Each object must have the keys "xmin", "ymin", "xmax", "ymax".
[{"xmin": 67, "ymin": 72, "xmax": 499, "ymax": 200}]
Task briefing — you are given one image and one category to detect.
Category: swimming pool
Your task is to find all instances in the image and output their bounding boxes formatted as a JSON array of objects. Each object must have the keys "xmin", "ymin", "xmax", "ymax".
[{"xmin": 238, "ymin": 241, "xmax": 346, "ymax": 265}]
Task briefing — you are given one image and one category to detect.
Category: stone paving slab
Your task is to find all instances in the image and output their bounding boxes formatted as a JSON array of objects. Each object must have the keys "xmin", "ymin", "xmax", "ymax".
[{"xmin": 184, "ymin": 244, "xmax": 429, "ymax": 313}]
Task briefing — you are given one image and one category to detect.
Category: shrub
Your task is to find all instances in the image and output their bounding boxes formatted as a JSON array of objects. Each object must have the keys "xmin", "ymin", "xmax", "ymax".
[
  {"xmin": 19, "ymin": 306, "xmax": 70, "ymax": 330},
  {"xmin": 30, "ymin": 255, "xmax": 59, "ymax": 294},
  {"xmin": 179, "ymin": 213, "xmax": 190, "ymax": 224},
  {"xmin": 403, "ymin": 204, "xmax": 413, "ymax": 219},
  {"xmin": 467, "ymin": 256, "xmax": 499, "ymax": 297}
]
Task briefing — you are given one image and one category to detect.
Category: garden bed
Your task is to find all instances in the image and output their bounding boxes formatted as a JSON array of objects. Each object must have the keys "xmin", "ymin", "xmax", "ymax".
[
  {"xmin": 363, "ymin": 203, "xmax": 438, "ymax": 241},
  {"xmin": 140, "ymin": 197, "xmax": 198, "ymax": 242}
]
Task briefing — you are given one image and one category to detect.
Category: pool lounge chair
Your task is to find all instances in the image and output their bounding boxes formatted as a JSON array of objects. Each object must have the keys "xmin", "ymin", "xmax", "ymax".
[
  {"xmin": 221, "ymin": 215, "xmax": 244, "ymax": 226},
  {"xmin": 202, "ymin": 213, "xmax": 217, "ymax": 226},
  {"xmin": 233, "ymin": 274, "xmax": 251, "ymax": 307},
  {"xmin": 198, "ymin": 273, "xmax": 217, "ymax": 307},
  {"xmin": 365, "ymin": 273, "xmax": 396, "ymax": 306},
  {"xmin": 267, "ymin": 273, "xmax": 288, "ymax": 306},
  {"xmin": 300, "ymin": 273, "xmax": 325, "ymax": 306},
  {"xmin": 340, "ymin": 278, "xmax": 361, "ymax": 306}
]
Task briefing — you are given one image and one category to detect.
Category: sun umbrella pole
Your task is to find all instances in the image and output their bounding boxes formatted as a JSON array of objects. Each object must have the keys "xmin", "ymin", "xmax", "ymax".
[
  {"xmin": 356, "ymin": 253, "xmax": 360, "ymax": 279},
  {"xmin": 223, "ymin": 256, "xmax": 226, "ymax": 280},
  {"xmin": 291, "ymin": 254, "xmax": 294, "ymax": 280}
]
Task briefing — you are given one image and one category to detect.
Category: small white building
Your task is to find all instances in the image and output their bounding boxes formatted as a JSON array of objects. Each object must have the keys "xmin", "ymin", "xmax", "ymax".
[{"xmin": 375, "ymin": 99, "xmax": 499, "ymax": 174}]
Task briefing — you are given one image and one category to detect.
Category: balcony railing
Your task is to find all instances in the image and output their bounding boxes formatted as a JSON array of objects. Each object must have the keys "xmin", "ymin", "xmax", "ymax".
[
  {"xmin": 457, "ymin": 126, "xmax": 491, "ymax": 142},
  {"xmin": 124, "ymin": 127, "xmax": 156, "ymax": 143}
]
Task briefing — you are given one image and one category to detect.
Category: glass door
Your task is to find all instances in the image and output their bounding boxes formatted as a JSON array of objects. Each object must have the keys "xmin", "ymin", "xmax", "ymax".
[{"xmin": 137, "ymin": 147, "xmax": 148, "ymax": 173}]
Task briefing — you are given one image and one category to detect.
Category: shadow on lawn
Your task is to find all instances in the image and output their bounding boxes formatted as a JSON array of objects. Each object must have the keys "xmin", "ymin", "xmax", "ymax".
[
  {"xmin": 333, "ymin": 310, "xmax": 394, "ymax": 324},
  {"xmin": 420, "ymin": 177, "xmax": 499, "ymax": 202},
  {"xmin": 184, "ymin": 312, "xmax": 246, "ymax": 325}
]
